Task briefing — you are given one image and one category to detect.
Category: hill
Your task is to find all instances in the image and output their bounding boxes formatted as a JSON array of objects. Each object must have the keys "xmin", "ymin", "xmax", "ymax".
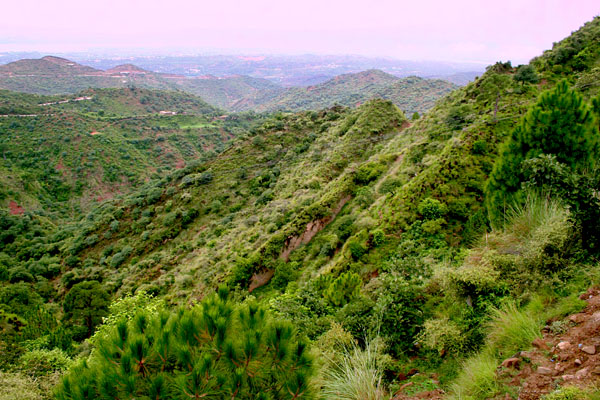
[
  {"xmin": 231, "ymin": 69, "xmax": 458, "ymax": 115},
  {"xmin": 0, "ymin": 87, "xmax": 261, "ymax": 218},
  {"xmin": 1, "ymin": 16, "xmax": 600, "ymax": 400}
]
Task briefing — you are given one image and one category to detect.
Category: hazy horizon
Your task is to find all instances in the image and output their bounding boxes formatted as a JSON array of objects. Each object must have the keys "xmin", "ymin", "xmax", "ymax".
[{"xmin": 1, "ymin": 0, "xmax": 599, "ymax": 64}]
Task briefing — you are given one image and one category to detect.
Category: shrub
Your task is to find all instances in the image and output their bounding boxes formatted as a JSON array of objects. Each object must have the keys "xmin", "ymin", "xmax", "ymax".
[
  {"xmin": 62, "ymin": 281, "xmax": 110, "ymax": 339},
  {"xmin": 418, "ymin": 198, "xmax": 447, "ymax": 220},
  {"xmin": 417, "ymin": 317, "xmax": 467, "ymax": 356},
  {"xmin": 272, "ymin": 261, "xmax": 300, "ymax": 290},
  {"xmin": 347, "ymin": 239, "xmax": 367, "ymax": 260},
  {"xmin": 0, "ymin": 371, "xmax": 43, "ymax": 400},
  {"xmin": 19, "ymin": 348, "xmax": 72, "ymax": 377},
  {"xmin": 56, "ymin": 290, "xmax": 314, "ymax": 400}
]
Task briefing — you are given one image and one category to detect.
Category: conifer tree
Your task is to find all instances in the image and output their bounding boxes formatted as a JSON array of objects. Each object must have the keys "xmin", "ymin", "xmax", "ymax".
[
  {"xmin": 55, "ymin": 288, "xmax": 314, "ymax": 399},
  {"xmin": 486, "ymin": 80, "xmax": 600, "ymax": 222}
]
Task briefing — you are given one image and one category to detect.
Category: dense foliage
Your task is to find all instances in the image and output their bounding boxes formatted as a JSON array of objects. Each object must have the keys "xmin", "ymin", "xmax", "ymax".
[
  {"xmin": 56, "ymin": 289, "xmax": 313, "ymax": 400},
  {"xmin": 0, "ymin": 15, "xmax": 600, "ymax": 400}
]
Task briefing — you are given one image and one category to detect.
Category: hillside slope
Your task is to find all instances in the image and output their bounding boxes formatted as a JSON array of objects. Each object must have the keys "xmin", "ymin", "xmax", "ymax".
[{"xmin": 0, "ymin": 87, "xmax": 260, "ymax": 218}]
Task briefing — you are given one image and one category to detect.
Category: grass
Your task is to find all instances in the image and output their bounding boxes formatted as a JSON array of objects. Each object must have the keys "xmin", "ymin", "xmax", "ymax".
[
  {"xmin": 486, "ymin": 299, "xmax": 543, "ymax": 358},
  {"xmin": 450, "ymin": 351, "xmax": 500, "ymax": 400},
  {"xmin": 320, "ymin": 340, "xmax": 388, "ymax": 400}
]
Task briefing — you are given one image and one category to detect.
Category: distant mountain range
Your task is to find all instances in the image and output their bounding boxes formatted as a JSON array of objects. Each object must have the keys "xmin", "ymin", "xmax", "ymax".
[
  {"xmin": 0, "ymin": 56, "xmax": 458, "ymax": 115},
  {"xmin": 230, "ymin": 69, "xmax": 457, "ymax": 115}
]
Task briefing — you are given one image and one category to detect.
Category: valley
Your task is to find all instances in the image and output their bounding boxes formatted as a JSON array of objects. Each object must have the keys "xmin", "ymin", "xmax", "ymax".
[{"xmin": 0, "ymin": 13, "xmax": 600, "ymax": 400}]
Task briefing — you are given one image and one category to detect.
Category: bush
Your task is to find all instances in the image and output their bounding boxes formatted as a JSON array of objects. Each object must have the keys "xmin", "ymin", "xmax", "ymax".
[
  {"xmin": 272, "ymin": 261, "xmax": 300, "ymax": 290},
  {"xmin": 19, "ymin": 348, "xmax": 72, "ymax": 377},
  {"xmin": 417, "ymin": 317, "xmax": 467, "ymax": 356},
  {"xmin": 418, "ymin": 198, "xmax": 447, "ymax": 220},
  {"xmin": 0, "ymin": 371, "xmax": 43, "ymax": 400},
  {"xmin": 325, "ymin": 272, "xmax": 361, "ymax": 307},
  {"xmin": 56, "ymin": 290, "xmax": 314, "ymax": 400}
]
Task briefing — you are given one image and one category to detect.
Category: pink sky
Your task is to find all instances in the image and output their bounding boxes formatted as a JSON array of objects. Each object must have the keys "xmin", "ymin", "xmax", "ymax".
[{"xmin": 1, "ymin": 0, "xmax": 598, "ymax": 63}]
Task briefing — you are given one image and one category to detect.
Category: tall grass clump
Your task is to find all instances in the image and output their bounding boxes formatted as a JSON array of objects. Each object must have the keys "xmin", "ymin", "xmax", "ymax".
[
  {"xmin": 450, "ymin": 299, "xmax": 544, "ymax": 399},
  {"xmin": 320, "ymin": 340, "xmax": 387, "ymax": 400},
  {"xmin": 485, "ymin": 299, "xmax": 543, "ymax": 358},
  {"xmin": 450, "ymin": 351, "xmax": 500, "ymax": 400}
]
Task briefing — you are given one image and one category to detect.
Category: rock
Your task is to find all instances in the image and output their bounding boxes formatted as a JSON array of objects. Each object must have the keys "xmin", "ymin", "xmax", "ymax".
[
  {"xmin": 533, "ymin": 338, "xmax": 550, "ymax": 350},
  {"xmin": 562, "ymin": 374, "xmax": 576, "ymax": 381},
  {"xmin": 554, "ymin": 364, "xmax": 565, "ymax": 373},
  {"xmin": 575, "ymin": 359, "xmax": 583, "ymax": 366},
  {"xmin": 537, "ymin": 367, "xmax": 554, "ymax": 375},
  {"xmin": 581, "ymin": 345, "xmax": 596, "ymax": 355},
  {"xmin": 520, "ymin": 351, "xmax": 535, "ymax": 359},
  {"xmin": 557, "ymin": 341, "xmax": 571, "ymax": 350},
  {"xmin": 569, "ymin": 314, "xmax": 586, "ymax": 324},
  {"xmin": 593, "ymin": 367, "xmax": 600, "ymax": 375},
  {"xmin": 576, "ymin": 368, "xmax": 589, "ymax": 378},
  {"xmin": 501, "ymin": 358, "xmax": 521, "ymax": 368}
]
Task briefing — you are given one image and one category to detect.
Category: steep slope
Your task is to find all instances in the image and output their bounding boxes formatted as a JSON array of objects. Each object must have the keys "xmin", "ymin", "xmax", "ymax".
[{"xmin": 231, "ymin": 69, "xmax": 457, "ymax": 115}]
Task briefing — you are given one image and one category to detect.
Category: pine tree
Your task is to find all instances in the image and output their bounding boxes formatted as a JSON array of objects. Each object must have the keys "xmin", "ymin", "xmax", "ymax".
[
  {"xmin": 324, "ymin": 272, "xmax": 361, "ymax": 307},
  {"xmin": 55, "ymin": 288, "xmax": 314, "ymax": 399},
  {"xmin": 486, "ymin": 80, "xmax": 600, "ymax": 223}
]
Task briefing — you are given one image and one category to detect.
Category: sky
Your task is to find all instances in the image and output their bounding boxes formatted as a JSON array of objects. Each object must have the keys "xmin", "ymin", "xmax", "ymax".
[{"xmin": 1, "ymin": 0, "xmax": 598, "ymax": 64}]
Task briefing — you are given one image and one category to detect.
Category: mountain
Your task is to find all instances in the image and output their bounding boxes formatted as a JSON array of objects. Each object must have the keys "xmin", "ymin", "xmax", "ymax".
[
  {"xmin": 74, "ymin": 53, "xmax": 485, "ymax": 86},
  {"xmin": 0, "ymin": 58, "xmax": 458, "ymax": 115},
  {"xmin": 231, "ymin": 69, "xmax": 457, "ymax": 115},
  {"xmin": 0, "ymin": 56, "xmax": 280, "ymax": 107},
  {"xmin": 1, "ymin": 16, "xmax": 600, "ymax": 400}
]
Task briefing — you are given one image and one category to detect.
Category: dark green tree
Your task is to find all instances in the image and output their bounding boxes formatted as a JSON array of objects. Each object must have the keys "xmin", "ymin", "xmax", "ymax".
[
  {"xmin": 62, "ymin": 281, "xmax": 110, "ymax": 339},
  {"xmin": 514, "ymin": 64, "xmax": 540, "ymax": 84},
  {"xmin": 55, "ymin": 289, "xmax": 314, "ymax": 399},
  {"xmin": 486, "ymin": 80, "xmax": 600, "ymax": 223}
]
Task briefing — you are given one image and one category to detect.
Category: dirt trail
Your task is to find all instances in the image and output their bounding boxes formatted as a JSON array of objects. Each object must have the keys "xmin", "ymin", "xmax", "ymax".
[
  {"xmin": 374, "ymin": 154, "xmax": 404, "ymax": 194},
  {"xmin": 500, "ymin": 288, "xmax": 600, "ymax": 400}
]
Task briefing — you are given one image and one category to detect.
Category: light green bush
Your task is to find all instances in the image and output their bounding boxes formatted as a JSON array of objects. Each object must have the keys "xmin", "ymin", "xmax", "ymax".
[
  {"xmin": 19, "ymin": 348, "xmax": 72, "ymax": 376},
  {"xmin": 417, "ymin": 316, "xmax": 467, "ymax": 356}
]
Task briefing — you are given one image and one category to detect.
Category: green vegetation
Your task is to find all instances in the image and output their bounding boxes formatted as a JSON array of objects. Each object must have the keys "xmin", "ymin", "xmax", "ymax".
[
  {"xmin": 0, "ymin": 15, "xmax": 600, "ymax": 400},
  {"xmin": 56, "ymin": 289, "xmax": 313, "ymax": 399}
]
